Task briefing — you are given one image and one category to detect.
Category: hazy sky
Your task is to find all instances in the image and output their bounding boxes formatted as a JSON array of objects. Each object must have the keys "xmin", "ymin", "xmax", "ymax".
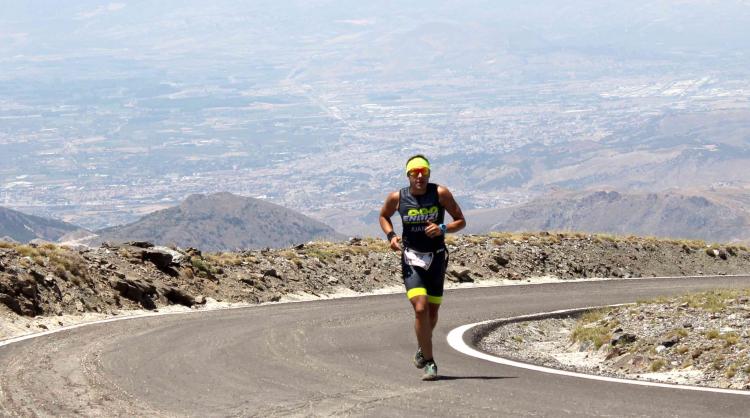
[{"xmin": 2, "ymin": 1, "xmax": 748, "ymax": 71}]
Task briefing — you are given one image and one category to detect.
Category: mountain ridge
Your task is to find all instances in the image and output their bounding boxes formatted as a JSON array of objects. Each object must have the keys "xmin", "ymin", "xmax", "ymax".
[
  {"xmin": 92, "ymin": 192, "xmax": 345, "ymax": 251},
  {"xmin": 0, "ymin": 206, "xmax": 85, "ymax": 243},
  {"xmin": 466, "ymin": 189, "xmax": 750, "ymax": 244}
]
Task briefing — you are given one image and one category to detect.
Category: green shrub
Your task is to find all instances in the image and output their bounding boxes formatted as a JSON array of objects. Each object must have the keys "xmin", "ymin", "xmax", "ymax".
[{"xmin": 191, "ymin": 258, "xmax": 217, "ymax": 277}]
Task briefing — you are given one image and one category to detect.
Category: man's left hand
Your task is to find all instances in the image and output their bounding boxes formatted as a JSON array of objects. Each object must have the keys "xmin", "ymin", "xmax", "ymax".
[{"xmin": 425, "ymin": 221, "xmax": 443, "ymax": 238}]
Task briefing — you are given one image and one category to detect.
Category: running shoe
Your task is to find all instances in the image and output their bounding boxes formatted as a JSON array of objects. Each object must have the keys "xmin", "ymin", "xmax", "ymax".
[
  {"xmin": 414, "ymin": 347, "xmax": 427, "ymax": 369},
  {"xmin": 422, "ymin": 360, "xmax": 438, "ymax": 381}
]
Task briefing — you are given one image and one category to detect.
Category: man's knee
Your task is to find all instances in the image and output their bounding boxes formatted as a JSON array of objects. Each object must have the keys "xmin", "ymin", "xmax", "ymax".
[{"xmin": 411, "ymin": 296, "xmax": 429, "ymax": 316}]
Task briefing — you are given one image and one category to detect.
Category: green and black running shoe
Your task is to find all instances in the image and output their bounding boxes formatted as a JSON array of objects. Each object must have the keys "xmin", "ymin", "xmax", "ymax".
[
  {"xmin": 422, "ymin": 360, "xmax": 438, "ymax": 381},
  {"xmin": 414, "ymin": 347, "xmax": 427, "ymax": 369}
]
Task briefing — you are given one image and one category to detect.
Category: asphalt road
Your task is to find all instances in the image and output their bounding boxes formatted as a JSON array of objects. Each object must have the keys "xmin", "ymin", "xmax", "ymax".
[{"xmin": 2, "ymin": 276, "xmax": 750, "ymax": 417}]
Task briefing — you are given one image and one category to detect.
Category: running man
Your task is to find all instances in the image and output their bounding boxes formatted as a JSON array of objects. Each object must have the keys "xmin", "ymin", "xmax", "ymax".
[{"xmin": 379, "ymin": 154, "xmax": 466, "ymax": 380}]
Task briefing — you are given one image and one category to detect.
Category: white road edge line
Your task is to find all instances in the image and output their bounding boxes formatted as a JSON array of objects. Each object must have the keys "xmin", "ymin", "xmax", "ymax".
[{"xmin": 446, "ymin": 308, "xmax": 750, "ymax": 396}]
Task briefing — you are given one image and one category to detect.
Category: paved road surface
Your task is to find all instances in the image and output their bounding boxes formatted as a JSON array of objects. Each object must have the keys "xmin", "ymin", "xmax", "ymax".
[{"xmin": 2, "ymin": 276, "xmax": 750, "ymax": 416}]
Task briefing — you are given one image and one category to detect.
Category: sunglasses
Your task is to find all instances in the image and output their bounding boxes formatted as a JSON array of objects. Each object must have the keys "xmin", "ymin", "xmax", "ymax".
[{"xmin": 407, "ymin": 167, "xmax": 430, "ymax": 177}]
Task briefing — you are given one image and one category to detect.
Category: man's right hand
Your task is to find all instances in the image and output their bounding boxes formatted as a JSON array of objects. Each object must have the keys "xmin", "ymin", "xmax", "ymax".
[{"xmin": 389, "ymin": 236, "xmax": 402, "ymax": 252}]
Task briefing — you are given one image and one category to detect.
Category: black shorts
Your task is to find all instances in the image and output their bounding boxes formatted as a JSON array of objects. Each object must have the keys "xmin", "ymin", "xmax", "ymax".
[{"xmin": 401, "ymin": 247, "xmax": 448, "ymax": 304}]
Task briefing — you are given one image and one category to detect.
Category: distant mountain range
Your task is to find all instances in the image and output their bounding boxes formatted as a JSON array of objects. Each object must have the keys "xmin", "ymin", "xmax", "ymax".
[
  {"xmin": 0, "ymin": 206, "xmax": 84, "ymax": 243},
  {"xmin": 4, "ymin": 189, "xmax": 750, "ymax": 249},
  {"xmin": 466, "ymin": 190, "xmax": 750, "ymax": 244},
  {"xmin": 3, "ymin": 193, "xmax": 345, "ymax": 250},
  {"xmin": 90, "ymin": 192, "xmax": 345, "ymax": 251}
]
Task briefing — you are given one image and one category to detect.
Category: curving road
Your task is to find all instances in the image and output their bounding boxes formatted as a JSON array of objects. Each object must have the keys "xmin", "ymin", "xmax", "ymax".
[{"xmin": 2, "ymin": 276, "xmax": 750, "ymax": 417}]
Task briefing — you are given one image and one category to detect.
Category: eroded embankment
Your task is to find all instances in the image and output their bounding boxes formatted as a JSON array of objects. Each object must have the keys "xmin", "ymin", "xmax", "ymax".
[
  {"xmin": 1, "ymin": 233, "xmax": 749, "ymax": 342},
  {"xmin": 479, "ymin": 288, "xmax": 750, "ymax": 390}
]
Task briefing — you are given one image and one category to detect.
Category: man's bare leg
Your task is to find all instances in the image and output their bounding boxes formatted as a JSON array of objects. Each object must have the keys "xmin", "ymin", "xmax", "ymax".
[
  {"xmin": 410, "ymin": 295, "xmax": 433, "ymax": 360},
  {"xmin": 428, "ymin": 302, "xmax": 440, "ymax": 331}
]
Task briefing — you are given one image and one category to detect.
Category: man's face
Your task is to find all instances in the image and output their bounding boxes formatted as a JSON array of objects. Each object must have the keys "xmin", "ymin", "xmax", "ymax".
[{"xmin": 407, "ymin": 167, "xmax": 430, "ymax": 192}]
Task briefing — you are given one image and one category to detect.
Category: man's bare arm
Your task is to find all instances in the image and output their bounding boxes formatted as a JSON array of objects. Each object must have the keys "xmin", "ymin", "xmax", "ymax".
[
  {"xmin": 437, "ymin": 186, "xmax": 466, "ymax": 233},
  {"xmin": 379, "ymin": 192, "xmax": 402, "ymax": 251}
]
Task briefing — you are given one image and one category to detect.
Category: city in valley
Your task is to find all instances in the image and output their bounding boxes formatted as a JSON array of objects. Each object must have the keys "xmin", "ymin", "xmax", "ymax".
[{"xmin": 1, "ymin": 1, "xmax": 749, "ymax": 237}]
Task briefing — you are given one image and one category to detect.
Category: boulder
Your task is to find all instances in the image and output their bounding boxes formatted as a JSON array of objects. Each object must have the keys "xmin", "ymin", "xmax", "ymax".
[
  {"xmin": 611, "ymin": 332, "xmax": 637, "ymax": 346},
  {"xmin": 661, "ymin": 336, "xmax": 680, "ymax": 348},
  {"xmin": 448, "ymin": 267, "xmax": 474, "ymax": 283},
  {"xmin": 141, "ymin": 249, "xmax": 174, "ymax": 270},
  {"xmin": 0, "ymin": 273, "xmax": 41, "ymax": 316},
  {"xmin": 110, "ymin": 276, "xmax": 158, "ymax": 309},
  {"xmin": 262, "ymin": 268, "xmax": 280, "ymax": 278},
  {"xmin": 126, "ymin": 241, "xmax": 154, "ymax": 248},
  {"xmin": 152, "ymin": 246, "xmax": 186, "ymax": 264},
  {"xmin": 493, "ymin": 254, "xmax": 510, "ymax": 267},
  {"xmin": 161, "ymin": 286, "xmax": 196, "ymax": 307}
]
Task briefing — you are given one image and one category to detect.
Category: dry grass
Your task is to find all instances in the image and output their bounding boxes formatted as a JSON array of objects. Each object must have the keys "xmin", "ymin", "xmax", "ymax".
[
  {"xmin": 276, "ymin": 249, "xmax": 303, "ymax": 268},
  {"xmin": 650, "ymin": 359, "xmax": 666, "ymax": 372},
  {"xmin": 464, "ymin": 235, "xmax": 485, "ymax": 244},
  {"xmin": 300, "ymin": 239, "xmax": 389, "ymax": 262},
  {"xmin": 570, "ymin": 309, "xmax": 616, "ymax": 349},
  {"xmin": 705, "ymin": 329, "xmax": 720, "ymax": 339},
  {"xmin": 0, "ymin": 241, "xmax": 16, "ymax": 249},
  {"xmin": 726, "ymin": 244, "xmax": 750, "ymax": 253},
  {"xmin": 479, "ymin": 232, "xmax": 746, "ymax": 254},
  {"xmin": 712, "ymin": 357, "xmax": 725, "ymax": 371},
  {"xmin": 667, "ymin": 328, "xmax": 690, "ymax": 340},
  {"xmin": 721, "ymin": 332, "xmax": 740, "ymax": 347},
  {"xmin": 205, "ymin": 252, "xmax": 245, "ymax": 267},
  {"xmin": 571, "ymin": 325, "xmax": 613, "ymax": 349},
  {"xmin": 672, "ymin": 238, "xmax": 707, "ymax": 249},
  {"xmin": 579, "ymin": 309, "xmax": 608, "ymax": 324},
  {"xmin": 681, "ymin": 289, "xmax": 747, "ymax": 312},
  {"xmin": 277, "ymin": 249, "xmax": 297, "ymax": 260},
  {"xmin": 489, "ymin": 231, "xmax": 562, "ymax": 245},
  {"xmin": 10, "ymin": 243, "xmax": 87, "ymax": 281},
  {"xmin": 635, "ymin": 296, "xmax": 671, "ymax": 305},
  {"xmin": 302, "ymin": 242, "xmax": 342, "ymax": 261}
]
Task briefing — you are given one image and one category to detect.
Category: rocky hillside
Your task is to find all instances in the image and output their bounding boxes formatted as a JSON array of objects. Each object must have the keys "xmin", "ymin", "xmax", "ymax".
[
  {"xmin": 480, "ymin": 288, "xmax": 750, "ymax": 390},
  {"xmin": 0, "ymin": 206, "xmax": 85, "ymax": 243},
  {"xmin": 1, "ymin": 232, "xmax": 749, "ymax": 324},
  {"xmin": 93, "ymin": 192, "xmax": 345, "ymax": 251},
  {"xmin": 467, "ymin": 190, "xmax": 750, "ymax": 244}
]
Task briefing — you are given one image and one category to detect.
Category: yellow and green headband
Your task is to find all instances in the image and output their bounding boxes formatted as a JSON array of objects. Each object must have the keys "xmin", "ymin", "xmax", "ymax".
[{"xmin": 405, "ymin": 157, "xmax": 430, "ymax": 175}]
